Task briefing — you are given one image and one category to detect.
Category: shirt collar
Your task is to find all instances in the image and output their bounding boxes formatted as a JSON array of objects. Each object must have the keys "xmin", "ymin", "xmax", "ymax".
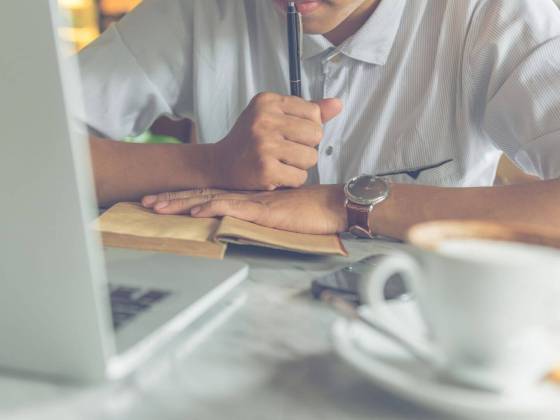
[{"xmin": 302, "ymin": 0, "xmax": 406, "ymax": 65}]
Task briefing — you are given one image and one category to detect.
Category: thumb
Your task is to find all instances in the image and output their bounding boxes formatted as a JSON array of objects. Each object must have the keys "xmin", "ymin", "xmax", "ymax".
[{"xmin": 314, "ymin": 98, "xmax": 343, "ymax": 123}]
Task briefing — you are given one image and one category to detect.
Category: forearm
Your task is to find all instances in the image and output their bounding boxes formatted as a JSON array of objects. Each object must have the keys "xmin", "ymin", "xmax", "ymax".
[
  {"xmin": 131, "ymin": 166, "xmax": 560, "ymax": 238},
  {"xmin": 371, "ymin": 180, "xmax": 560, "ymax": 240},
  {"xmin": 89, "ymin": 136, "xmax": 218, "ymax": 206}
]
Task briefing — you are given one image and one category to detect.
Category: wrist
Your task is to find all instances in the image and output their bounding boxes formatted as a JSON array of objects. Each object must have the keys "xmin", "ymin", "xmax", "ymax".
[
  {"xmin": 202, "ymin": 141, "xmax": 225, "ymax": 188},
  {"xmin": 343, "ymin": 176, "xmax": 391, "ymax": 238},
  {"xmin": 327, "ymin": 184, "xmax": 349, "ymax": 233},
  {"xmin": 367, "ymin": 182, "xmax": 407, "ymax": 240},
  {"xmin": 182, "ymin": 142, "xmax": 225, "ymax": 189}
]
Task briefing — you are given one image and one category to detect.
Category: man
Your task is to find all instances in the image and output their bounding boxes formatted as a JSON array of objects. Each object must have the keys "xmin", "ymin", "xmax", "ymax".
[{"xmin": 81, "ymin": 0, "xmax": 560, "ymax": 239}]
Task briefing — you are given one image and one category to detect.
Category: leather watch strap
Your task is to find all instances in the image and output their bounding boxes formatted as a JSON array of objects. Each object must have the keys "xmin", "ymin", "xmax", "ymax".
[{"xmin": 346, "ymin": 201, "xmax": 374, "ymax": 239}]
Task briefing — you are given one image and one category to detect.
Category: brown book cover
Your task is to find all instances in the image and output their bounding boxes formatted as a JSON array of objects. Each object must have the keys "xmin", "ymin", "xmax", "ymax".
[{"xmin": 96, "ymin": 202, "xmax": 348, "ymax": 259}]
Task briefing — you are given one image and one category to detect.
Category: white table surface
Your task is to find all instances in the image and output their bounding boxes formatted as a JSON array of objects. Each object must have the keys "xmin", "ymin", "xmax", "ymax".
[{"xmin": 0, "ymin": 237, "xmax": 447, "ymax": 420}]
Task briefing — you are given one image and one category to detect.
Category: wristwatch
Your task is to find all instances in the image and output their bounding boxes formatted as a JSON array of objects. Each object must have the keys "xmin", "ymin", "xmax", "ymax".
[{"xmin": 344, "ymin": 175, "xmax": 390, "ymax": 238}]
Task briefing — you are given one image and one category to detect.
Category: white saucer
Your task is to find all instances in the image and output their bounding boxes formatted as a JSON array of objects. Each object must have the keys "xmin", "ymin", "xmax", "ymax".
[{"xmin": 332, "ymin": 302, "xmax": 560, "ymax": 420}]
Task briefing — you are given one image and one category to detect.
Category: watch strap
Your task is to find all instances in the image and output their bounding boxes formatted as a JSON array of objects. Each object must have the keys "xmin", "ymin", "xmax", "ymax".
[{"xmin": 346, "ymin": 200, "xmax": 375, "ymax": 239}]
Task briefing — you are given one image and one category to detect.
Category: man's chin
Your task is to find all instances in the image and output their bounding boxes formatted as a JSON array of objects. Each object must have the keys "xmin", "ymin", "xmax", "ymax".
[
  {"xmin": 302, "ymin": 20, "xmax": 338, "ymax": 36},
  {"xmin": 270, "ymin": 1, "xmax": 338, "ymax": 36},
  {"xmin": 302, "ymin": 27, "xmax": 323, "ymax": 35}
]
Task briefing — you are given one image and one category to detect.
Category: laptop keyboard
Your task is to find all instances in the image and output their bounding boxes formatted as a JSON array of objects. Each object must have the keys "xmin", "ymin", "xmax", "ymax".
[{"xmin": 110, "ymin": 285, "xmax": 172, "ymax": 330}]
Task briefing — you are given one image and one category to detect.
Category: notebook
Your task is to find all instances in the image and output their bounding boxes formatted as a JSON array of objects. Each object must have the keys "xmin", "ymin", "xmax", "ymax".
[{"xmin": 96, "ymin": 202, "xmax": 348, "ymax": 259}]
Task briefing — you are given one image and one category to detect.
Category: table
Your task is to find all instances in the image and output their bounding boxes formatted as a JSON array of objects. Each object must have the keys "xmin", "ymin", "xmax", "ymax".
[{"xmin": 0, "ymin": 237, "xmax": 447, "ymax": 420}]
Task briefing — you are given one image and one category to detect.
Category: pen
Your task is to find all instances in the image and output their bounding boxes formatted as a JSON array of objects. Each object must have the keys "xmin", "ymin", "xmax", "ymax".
[{"xmin": 287, "ymin": 2, "xmax": 302, "ymax": 97}]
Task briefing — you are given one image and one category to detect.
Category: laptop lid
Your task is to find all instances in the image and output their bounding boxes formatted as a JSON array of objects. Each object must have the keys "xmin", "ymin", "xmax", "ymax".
[{"xmin": 0, "ymin": 1, "xmax": 115, "ymax": 381}]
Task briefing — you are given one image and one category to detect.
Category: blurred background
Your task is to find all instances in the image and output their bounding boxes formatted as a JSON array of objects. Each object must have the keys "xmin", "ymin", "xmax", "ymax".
[
  {"xmin": 58, "ymin": 0, "xmax": 138, "ymax": 51},
  {"xmin": 58, "ymin": 0, "xmax": 194, "ymax": 145},
  {"xmin": 58, "ymin": 0, "xmax": 555, "ymax": 185}
]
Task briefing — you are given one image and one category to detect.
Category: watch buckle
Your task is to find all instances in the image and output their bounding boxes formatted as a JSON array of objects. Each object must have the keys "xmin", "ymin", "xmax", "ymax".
[{"xmin": 348, "ymin": 225, "xmax": 375, "ymax": 239}]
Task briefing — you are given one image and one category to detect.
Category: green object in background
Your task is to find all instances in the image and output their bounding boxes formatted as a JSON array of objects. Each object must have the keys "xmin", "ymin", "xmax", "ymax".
[{"xmin": 124, "ymin": 131, "xmax": 182, "ymax": 144}]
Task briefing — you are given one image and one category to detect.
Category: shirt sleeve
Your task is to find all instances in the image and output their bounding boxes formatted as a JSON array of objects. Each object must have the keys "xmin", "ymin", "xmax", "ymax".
[
  {"xmin": 467, "ymin": 0, "xmax": 560, "ymax": 179},
  {"xmin": 78, "ymin": 0, "xmax": 194, "ymax": 140}
]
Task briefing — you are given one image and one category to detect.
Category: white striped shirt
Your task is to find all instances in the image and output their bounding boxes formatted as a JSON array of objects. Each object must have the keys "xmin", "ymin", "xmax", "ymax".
[{"xmin": 79, "ymin": 0, "xmax": 560, "ymax": 186}]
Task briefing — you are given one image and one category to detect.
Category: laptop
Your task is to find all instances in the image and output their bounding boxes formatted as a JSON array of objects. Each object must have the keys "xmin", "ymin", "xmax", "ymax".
[{"xmin": 0, "ymin": 1, "xmax": 248, "ymax": 382}]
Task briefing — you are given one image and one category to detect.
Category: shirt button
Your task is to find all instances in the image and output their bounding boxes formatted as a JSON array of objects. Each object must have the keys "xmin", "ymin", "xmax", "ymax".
[{"xmin": 325, "ymin": 146, "xmax": 334, "ymax": 156}]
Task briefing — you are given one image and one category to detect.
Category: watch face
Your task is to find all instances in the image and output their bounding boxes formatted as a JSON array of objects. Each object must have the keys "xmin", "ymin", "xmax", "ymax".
[{"xmin": 345, "ymin": 175, "xmax": 389, "ymax": 205}]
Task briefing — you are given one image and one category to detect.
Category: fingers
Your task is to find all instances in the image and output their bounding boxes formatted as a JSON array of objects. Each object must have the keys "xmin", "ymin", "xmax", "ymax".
[
  {"xmin": 277, "ymin": 96, "xmax": 343, "ymax": 125},
  {"xmin": 151, "ymin": 192, "xmax": 250, "ymax": 215},
  {"xmin": 274, "ymin": 161, "xmax": 308, "ymax": 188},
  {"xmin": 278, "ymin": 96, "xmax": 323, "ymax": 124},
  {"xmin": 142, "ymin": 188, "xmax": 228, "ymax": 208},
  {"xmin": 315, "ymin": 98, "xmax": 343, "ymax": 123},
  {"xmin": 147, "ymin": 191, "xmax": 269, "ymax": 225},
  {"xmin": 280, "ymin": 115, "xmax": 323, "ymax": 147},
  {"xmin": 277, "ymin": 141, "xmax": 318, "ymax": 170},
  {"xmin": 275, "ymin": 97, "xmax": 342, "ymax": 146},
  {"xmin": 254, "ymin": 93, "xmax": 342, "ymax": 124},
  {"xmin": 191, "ymin": 199, "xmax": 267, "ymax": 223}
]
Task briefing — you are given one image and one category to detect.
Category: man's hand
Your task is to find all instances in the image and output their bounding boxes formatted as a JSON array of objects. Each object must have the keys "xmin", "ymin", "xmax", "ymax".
[
  {"xmin": 210, "ymin": 92, "xmax": 342, "ymax": 191},
  {"xmin": 142, "ymin": 185, "xmax": 348, "ymax": 235}
]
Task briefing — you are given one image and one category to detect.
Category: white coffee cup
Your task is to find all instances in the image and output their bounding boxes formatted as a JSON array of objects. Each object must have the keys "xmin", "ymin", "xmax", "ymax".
[{"xmin": 362, "ymin": 233, "xmax": 560, "ymax": 392}]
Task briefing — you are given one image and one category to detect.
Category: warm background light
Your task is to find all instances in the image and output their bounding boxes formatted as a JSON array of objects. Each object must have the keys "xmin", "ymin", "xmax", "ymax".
[
  {"xmin": 58, "ymin": 0, "xmax": 99, "ymax": 50},
  {"xmin": 58, "ymin": 0, "xmax": 140, "ymax": 51},
  {"xmin": 99, "ymin": 0, "xmax": 141, "ymax": 15}
]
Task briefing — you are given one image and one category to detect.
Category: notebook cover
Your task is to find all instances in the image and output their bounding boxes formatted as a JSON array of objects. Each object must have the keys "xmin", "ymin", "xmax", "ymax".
[{"xmin": 96, "ymin": 202, "xmax": 225, "ymax": 259}]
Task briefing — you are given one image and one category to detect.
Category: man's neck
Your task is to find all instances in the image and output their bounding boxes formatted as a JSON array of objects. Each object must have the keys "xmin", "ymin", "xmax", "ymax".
[{"xmin": 324, "ymin": 0, "xmax": 381, "ymax": 46}]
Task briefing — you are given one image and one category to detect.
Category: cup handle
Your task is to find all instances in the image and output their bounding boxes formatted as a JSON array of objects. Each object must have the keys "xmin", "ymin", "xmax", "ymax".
[{"xmin": 359, "ymin": 253, "xmax": 440, "ymax": 367}]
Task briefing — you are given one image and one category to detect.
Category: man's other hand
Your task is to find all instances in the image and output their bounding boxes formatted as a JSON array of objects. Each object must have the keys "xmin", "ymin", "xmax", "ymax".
[
  {"xmin": 142, "ymin": 185, "xmax": 348, "ymax": 235},
  {"xmin": 209, "ymin": 93, "xmax": 342, "ymax": 191}
]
